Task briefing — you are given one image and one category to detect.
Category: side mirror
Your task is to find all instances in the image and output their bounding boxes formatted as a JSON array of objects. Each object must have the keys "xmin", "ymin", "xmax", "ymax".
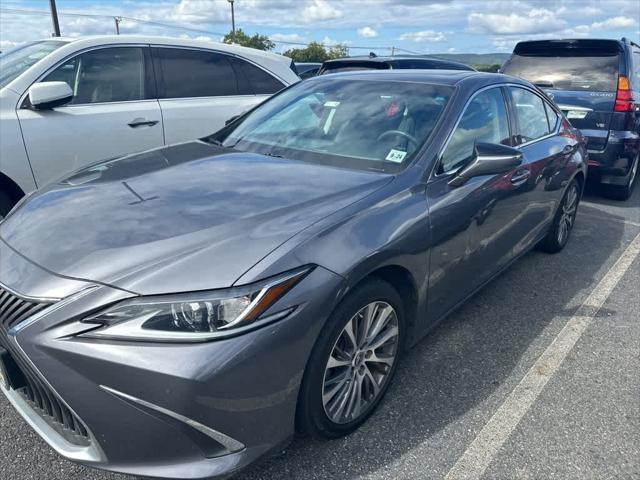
[
  {"xmin": 28, "ymin": 82, "xmax": 73, "ymax": 110},
  {"xmin": 448, "ymin": 142, "xmax": 523, "ymax": 188}
]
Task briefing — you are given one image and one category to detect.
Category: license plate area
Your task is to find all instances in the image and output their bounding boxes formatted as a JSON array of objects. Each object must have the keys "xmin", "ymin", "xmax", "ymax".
[{"xmin": 0, "ymin": 347, "xmax": 27, "ymax": 391}]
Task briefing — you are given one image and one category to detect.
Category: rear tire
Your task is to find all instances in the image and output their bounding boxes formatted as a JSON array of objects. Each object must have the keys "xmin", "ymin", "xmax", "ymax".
[
  {"xmin": 538, "ymin": 178, "xmax": 580, "ymax": 254},
  {"xmin": 297, "ymin": 278, "xmax": 405, "ymax": 439},
  {"xmin": 601, "ymin": 154, "xmax": 638, "ymax": 201}
]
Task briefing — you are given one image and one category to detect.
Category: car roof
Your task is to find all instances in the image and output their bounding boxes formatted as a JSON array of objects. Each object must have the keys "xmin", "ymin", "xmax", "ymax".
[
  {"xmin": 323, "ymin": 55, "xmax": 470, "ymax": 67},
  {"xmin": 55, "ymin": 35, "xmax": 289, "ymax": 62},
  {"xmin": 308, "ymin": 69, "xmax": 516, "ymax": 87}
]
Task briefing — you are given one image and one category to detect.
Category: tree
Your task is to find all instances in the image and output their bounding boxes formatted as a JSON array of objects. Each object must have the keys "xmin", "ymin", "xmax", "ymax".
[
  {"xmin": 327, "ymin": 43, "xmax": 349, "ymax": 60},
  {"xmin": 283, "ymin": 41, "xmax": 349, "ymax": 63},
  {"xmin": 223, "ymin": 28, "xmax": 275, "ymax": 51}
]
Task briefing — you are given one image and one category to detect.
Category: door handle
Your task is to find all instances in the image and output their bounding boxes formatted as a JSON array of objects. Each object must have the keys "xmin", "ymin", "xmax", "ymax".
[
  {"xmin": 128, "ymin": 118, "xmax": 159, "ymax": 128},
  {"xmin": 510, "ymin": 169, "xmax": 530, "ymax": 184}
]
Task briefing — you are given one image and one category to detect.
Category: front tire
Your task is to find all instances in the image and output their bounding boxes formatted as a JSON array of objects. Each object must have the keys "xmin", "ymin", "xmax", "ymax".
[
  {"xmin": 538, "ymin": 178, "xmax": 580, "ymax": 254},
  {"xmin": 297, "ymin": 278, "xmax": 405, "ymax": 439}
]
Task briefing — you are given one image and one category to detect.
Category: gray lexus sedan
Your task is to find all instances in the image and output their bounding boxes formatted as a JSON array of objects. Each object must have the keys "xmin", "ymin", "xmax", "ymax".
[{"xmin": 0, "ymin": 70, "xmax": 586, "ymax": 479}]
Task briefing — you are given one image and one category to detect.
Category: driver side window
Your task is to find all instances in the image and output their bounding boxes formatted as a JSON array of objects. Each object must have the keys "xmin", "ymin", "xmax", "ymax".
[
  {"xmin": 439, "ymin": 88, "xmax": 510, "ymax": 174},
  {"xmin": 42, "ymin": 47, "xmax": 146, "ymax": 105}
]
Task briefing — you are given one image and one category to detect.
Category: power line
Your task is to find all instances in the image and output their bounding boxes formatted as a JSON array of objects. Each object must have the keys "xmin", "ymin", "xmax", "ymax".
[{"xmin": 0, "ymin": 7, "xmax": 427, "ymax": 54}]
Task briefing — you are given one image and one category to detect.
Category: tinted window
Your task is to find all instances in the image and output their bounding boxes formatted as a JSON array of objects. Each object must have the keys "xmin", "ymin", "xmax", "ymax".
[
  {"xmin": 511, "ymin": 87, "xmax": 551, "ymax": 143},
  {"xmin": 502, "ymin": 53, "xmax": 619, "ymax": 92},
  {"xmin": 439, "ymin": 88, "xmax": 510, "ymax": 173},
  {"xmin": 234, "ymin": 58, "xmax": 284, "ymax": 94},
  {"xmin": 156, "ymin": 48, "xmax": 238, "ymax": 98},
  {"xmin": 217, "ymin": 79, "xmax": 453, "ymax": 173},
  {"xmin": 43, "ymin": 47, "xmax": 146, "ymax": 104}
]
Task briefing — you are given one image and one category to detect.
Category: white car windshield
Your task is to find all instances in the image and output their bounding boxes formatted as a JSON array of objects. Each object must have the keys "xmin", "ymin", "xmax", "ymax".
[
  {"xmin": 217, "ymin": 77, "xmax": 453, "ymax": 173},
  {"xmin": 0, "ymin": 40, "xmax": 68, "ymax": 88}
]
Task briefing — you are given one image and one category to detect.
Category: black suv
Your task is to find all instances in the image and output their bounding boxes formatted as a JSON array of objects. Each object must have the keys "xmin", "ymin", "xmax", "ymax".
[
  {"xmin": 318, "ymin": 55, "xmax": 474, "ymax": 76},
  {"xmin": 501, "ymin": 38, "xmax": 639, "ymax": 200}
]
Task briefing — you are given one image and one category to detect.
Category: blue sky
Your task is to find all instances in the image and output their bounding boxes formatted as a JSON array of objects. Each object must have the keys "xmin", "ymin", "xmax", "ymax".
[{"xmin": 1, "ymin": 0, "xmax": 638, "ymax": 55}]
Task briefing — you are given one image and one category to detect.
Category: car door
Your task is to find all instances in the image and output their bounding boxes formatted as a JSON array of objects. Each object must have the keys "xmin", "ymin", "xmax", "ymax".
[
  {"xmin": 17, "ymin": 46, "xmax": 163, "ymax": 187},
  {"xmin": 426, "ymin": 86, "xmax": 533, "ymax": 320},
  {"xmin": 153, "ymin": 47, "xmax": 280, "ymax": 145},
  {"xmin": 507, "ymin": 85, "xmax": 572, "ymax": 254}
]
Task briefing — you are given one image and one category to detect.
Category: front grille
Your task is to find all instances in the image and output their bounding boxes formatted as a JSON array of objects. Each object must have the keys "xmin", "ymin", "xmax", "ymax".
[{"xmin": 0, "ymin": 286, "xmax": 90, "ymax": 445}]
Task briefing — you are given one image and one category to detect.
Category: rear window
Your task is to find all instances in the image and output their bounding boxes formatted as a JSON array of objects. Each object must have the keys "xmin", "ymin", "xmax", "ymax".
[
  {"xmin": 502, "ymin": 52, "xmax": 619, "ymax": 92},
  {"xmin": 319, "ymin": 61, "xmax": 390, "ymax": 75}
]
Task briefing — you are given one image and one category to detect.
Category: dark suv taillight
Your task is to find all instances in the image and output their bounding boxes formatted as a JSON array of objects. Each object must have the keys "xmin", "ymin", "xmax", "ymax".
[{"xmin": 614, "ymin": 75, "xmax": 636, "ymax": 112}]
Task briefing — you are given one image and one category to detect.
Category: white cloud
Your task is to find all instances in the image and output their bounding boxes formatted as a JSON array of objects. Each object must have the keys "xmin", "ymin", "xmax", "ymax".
[
  {"xmin": 399, "ymin": 30, "xmax": 447, "ymax": 42},
  {"xmin": 590, "ymin": 16, "xmax": 637, "ymax": 30},
  {"xmin": 468, "ymin": 9, "xmax": 567, "ymax": 35},
  {"xmin": 357, "ymin": 26, "xmax": 378, "ymax": 38},
  {"xmin": 301, "ymin": 0, "xmax": 342, "ymax": 23},
  {"xmin": 270, "ymin": 33, "xmax": 306, "ymax": 43}
]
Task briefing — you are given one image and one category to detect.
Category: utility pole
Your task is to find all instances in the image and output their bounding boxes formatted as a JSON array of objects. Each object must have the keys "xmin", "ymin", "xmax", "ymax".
[
  {"xmin": 49, "ymin": 0, "xmax": 61, "ymax": 37},
  {"xmin": 227, "ymin": 0, "xmax": 236, "ymax": 36},
  {"xmin": 114, "ymin": 16, "xmax": 121, "ymax": 34},
  {"xmin": 391, "ymin": 46, "xmax": 395, "ymax": 56}
]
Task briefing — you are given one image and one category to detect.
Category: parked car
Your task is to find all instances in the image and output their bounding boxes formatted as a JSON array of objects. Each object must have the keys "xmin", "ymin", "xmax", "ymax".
[
  {"xmin": 0, "ymin": 70, "xmax": 586, "ymax": 479},
  {"xmin": 318, "ymin": 54, "xmax": 475, "ymax": 75},
  {"xmin": 0, "ymin": 35, "xmax": 299, "ymax": 216},
  {"xmin": 501, "ymin": 38, "xmax": 639, "ymax": 200},
  {"xmin": 295, "ymin": 62, "xmax": 322, "ymax": 79}
]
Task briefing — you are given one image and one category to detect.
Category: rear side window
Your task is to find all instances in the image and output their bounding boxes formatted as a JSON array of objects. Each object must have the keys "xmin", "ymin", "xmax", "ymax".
[
  {"xmin": 43, "ymin": 47, "xmax": 147, "ymax": 104},
  {"xmin": 440, "ymin": 87, "xmax": 510, "ymax": 174},
  {"xmin": 231, "ymin": 57, "xmax": 284, "ymax": 95},
  {"xmin": 502, "ymin": 53, "xmax": 619, "ymax": 92},
  {"xmin": 155, "ymin": 48, "xmax": 238, "ymax": 98},
  {"xmin": 510, "ymin": 87, "xmax": 551, "ymax": 143},
  {"xmin": 545, "ymin": 102, "xmax": 559, "ymax": 131}
]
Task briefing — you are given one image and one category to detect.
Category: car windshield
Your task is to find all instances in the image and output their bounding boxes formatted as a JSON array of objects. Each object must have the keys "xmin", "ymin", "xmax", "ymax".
[
  {"xmin": 0, "ymin": 40, "xmax": 68, "ymax": 88},
  {"xmin": 216, "ymin": 78, "xmax": 453, "ymax": 173},
  {"xmin": 502, "ymin": 53, "xmax": 619, "ymax": 92}
]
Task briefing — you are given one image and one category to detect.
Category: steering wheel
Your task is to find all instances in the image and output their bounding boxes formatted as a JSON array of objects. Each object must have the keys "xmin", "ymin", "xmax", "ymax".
[{"xmin": 377, "ymin": 130, "xmax": 419, "ymax": 148}]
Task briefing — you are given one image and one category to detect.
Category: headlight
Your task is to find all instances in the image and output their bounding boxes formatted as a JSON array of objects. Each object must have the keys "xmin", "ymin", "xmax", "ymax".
[{"xmin": 81, "ymin": 267, "xmax": 311, "ymax": 342}]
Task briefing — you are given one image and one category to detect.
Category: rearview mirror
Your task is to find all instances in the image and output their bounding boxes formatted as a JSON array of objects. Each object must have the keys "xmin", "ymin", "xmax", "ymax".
[
  {"xmin": 448, "ymin": 142, "xmax": 523, "ymax": 188},
  {"xmin": 29, "ymin": 82, "xmax": 73, "ymax": 110}
]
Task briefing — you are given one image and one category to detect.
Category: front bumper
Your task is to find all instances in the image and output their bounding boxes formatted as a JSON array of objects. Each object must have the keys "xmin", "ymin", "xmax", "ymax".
[{"xmin": 0, "ymin": 266, "xmax": 343, "ymax": 479}]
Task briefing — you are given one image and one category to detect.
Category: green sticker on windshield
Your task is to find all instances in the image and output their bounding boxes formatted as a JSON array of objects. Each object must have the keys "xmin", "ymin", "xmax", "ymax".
[{"xmin": 386, "ymin": 149, "xmax": 407, "ymax": 163}]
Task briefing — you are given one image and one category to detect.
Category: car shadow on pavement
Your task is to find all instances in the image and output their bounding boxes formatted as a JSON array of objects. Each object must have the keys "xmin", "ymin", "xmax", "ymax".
[{"xmin": 236, "ymin": 195, "xmax": 634, "ymax": 480}]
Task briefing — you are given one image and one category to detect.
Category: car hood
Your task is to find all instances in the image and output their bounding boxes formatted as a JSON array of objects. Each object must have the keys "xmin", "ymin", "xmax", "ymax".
[{"xmin": 0, "ymin": 141, "xmax": 391, "ymax": 295}]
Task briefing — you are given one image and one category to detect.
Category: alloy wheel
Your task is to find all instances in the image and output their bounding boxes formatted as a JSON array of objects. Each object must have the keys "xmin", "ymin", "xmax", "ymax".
[
  {"xmin": 322, "ymin": 301, "xmax": 399, "ymax": 424},
  {"xmin": 557, "ymin": 182, "xmax": 579, "ymax": 246}
]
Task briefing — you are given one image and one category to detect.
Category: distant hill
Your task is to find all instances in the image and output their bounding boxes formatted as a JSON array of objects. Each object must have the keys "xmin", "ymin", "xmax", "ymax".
[{"xmin": 431, "ymin": 53, "xmax": 511, "ymax": 68}]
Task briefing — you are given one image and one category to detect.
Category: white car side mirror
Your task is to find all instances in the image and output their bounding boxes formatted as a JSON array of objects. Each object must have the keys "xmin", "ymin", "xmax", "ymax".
[{"xmin": 29, "ymin": 82, "xmax": 73, "ymax": 109}]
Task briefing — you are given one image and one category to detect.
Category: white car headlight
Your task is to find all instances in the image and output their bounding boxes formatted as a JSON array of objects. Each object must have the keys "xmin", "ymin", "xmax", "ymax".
[{"xmin": 81, "ymin": 267, "xmax": 311, "ymax": 342}]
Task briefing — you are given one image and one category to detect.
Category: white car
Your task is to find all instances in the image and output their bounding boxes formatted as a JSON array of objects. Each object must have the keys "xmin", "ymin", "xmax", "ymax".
[{"xmin": 0, "ymin": 35, "xmax": 300, "ymax": 215}]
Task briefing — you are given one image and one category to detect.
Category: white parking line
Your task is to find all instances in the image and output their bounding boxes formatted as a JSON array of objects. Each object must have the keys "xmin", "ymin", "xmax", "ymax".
[
  {"xmin": 579, "ymin": 210, "xmax": 640, "ymax": 228},
  {"xmin": 444, "ymin": 231, "xmax": 640, "ymax": 480}
]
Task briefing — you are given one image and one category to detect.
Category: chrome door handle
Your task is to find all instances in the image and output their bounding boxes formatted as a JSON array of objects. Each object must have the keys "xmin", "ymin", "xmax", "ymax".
[
  {"xmin": 128, "ymin": 118, "xmax": 159, "ymax": 128},
  {"xmin": 511, "ymin": 169, "xmax": 530, "ymax": 184}
]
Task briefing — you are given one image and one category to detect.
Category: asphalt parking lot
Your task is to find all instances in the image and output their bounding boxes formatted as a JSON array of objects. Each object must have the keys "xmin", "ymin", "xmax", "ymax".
[{"xmin": 1, "ymin": 183, "xmax": 639, "ymax": 480}]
